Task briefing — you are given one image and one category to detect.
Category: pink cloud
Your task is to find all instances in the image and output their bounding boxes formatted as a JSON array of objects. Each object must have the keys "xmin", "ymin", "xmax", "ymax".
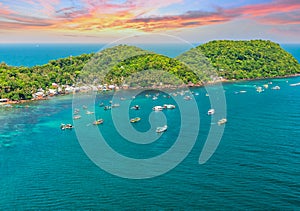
[
  {"xmin": 228, "ymin": 0, "xmax": 300, "ymax": 24},
  {"xmin": 0, "ymin": 2, "xmax": 13, "ymax": 15},
  {"xmin": 0, "ymin": 0, "xmax": 300, "ymax": 33}
]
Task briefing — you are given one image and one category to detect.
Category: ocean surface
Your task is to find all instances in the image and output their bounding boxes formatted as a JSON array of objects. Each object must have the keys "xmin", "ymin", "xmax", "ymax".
[
  {"xmin": 0, "ymin": 43, "xmax": 193, "ymax": 67},
  {"xmin": 0, "ymin": 44, "xmax": 300, "ymax": 209},
  {"xmin": 2, "ymin": 43, "xmax": 298, "ymax": 67}
]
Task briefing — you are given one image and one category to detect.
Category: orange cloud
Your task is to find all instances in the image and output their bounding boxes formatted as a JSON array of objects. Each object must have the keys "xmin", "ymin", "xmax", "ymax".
[
  {"xmin": 120, "ymin": 9, "xmax": 237, "ymax": 32},
  {"xmin": 0, "ymin": 2, "xmax": 13, "ymax": 15}
]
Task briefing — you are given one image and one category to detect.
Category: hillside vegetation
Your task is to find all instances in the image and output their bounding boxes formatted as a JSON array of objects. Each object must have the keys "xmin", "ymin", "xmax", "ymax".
[
  {"xmin": 196, "ymin": 40, "xmax": 300, "ymax": 79},
  {"xmin": 0, "ymin": 40, "xmax": 299, "ymax": 101},
  {"xmin": 0, "ymin": 53, "xmax": 92, "ymax": 100}
]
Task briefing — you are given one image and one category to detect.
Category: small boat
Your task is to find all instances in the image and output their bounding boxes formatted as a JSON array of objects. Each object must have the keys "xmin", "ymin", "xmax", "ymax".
[
  {"xmin": 156, "ymin": 125, "xmax": 168, "ymax": 133},
  {"xmin": 163, "ymin": 104, "xmax": 176, "ymax": 109},
  {"xmin": 184, "ymin": 96, "xmax": 192, "ymax": 100},
  {"xmin": 104, "ymin": 106, "xmax": 111, "ymax": 110},
  {"xmin": 111, "ymin": 103, "xmax": 120, "ymax": 108},
  {"xmin": 60, "ymin": 123, "xmax": 73, "ymax": 130},
  {"xmin": 73, "ymin": 115, "xmax": 81, "ymax": 120},
  {"xmin": 74, "ymin": 108, "xmax": 80, "ymax": 114},
  {"xmin": 218, "ymin": 118, "xmax": 227, "ymax": 125},
  {"xmin": 152, "ymin": 96, "xmax": 158, "ymax": 100},
  {"xmin": 256, "ymin": 86, "xmax": 264, "ymax": 93},
  {"xmin": 207, "ymin": 109, "xmax": 215, "ymax": 115},
  {"xmin": 99, "ymin": 102, "xmax": 104, "ymax": 107},
  {"xmin": 130, "ymin": 117, "xmax": 141, "ymax": 123},
  {"xmin": 179, "ymin": 91, "xmax": 185, "ymax": 96},
  {"xmin": 205, "ymin": 93, "xmax": 209, "ymax": 97},
  {"xmin": 290, "ymin": 82, "xmax": 300, "ymax": 86},
  {"xmin": 263, "ymin": 84, "xmax": 269, "ymax": 89},
  {"xmin": 131, "ymin": 105, "xmax": 140, "ymax": 110},
  {"xmin": 239, "ymin": 90, "xmax": 247, "ymax": 93},
  {"xmin": 82, "ymin": 105, "xmax": 88, "ymax": 109},
  {"xmin": 93, "ymin": 119, "xmax": 104, "ymax": 125},
  {"xmin": 86, "ymin": 111, "xmax": 94, "ymax": 115},
  {"xmin": 271, "ymin": 86, "xmax": 280, "ymax": 90},
  {"xmin": 152, "ymin": 106, "xmax": 164, "ymax": 111}
]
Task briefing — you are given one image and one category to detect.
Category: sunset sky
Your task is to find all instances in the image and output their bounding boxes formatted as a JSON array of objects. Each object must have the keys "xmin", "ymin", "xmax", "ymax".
[{"xmin": 0, "ymin": 0, "xmax": 299, "ymax": 43}]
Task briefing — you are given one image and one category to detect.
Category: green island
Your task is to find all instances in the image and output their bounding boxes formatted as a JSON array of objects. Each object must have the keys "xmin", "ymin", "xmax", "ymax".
[{"xmin": 1, "ymin": 40, "xmax": 300, "ymax": 101}]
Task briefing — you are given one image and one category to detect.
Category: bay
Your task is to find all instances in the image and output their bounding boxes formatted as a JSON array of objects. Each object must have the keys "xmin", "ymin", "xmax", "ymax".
[
  {"xmin": 0, "ymin": 43, "xmax": 299, "ymax": 209},
  {"xmin": 0, "ymin": 76, "xmax": 300, "ymax": 209}
]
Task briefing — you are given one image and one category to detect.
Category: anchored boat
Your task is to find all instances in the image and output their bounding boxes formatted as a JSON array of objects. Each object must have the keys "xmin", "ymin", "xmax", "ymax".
[
  {"xmin": 130, "ymin": 117, "xmax": 141, "ymax": 123},
  {"xmin": 156, "ymin": 125, "xmax": 168, "ymax": 133}
]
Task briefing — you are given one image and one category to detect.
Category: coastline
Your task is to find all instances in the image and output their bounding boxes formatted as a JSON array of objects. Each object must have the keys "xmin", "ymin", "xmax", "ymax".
[
  {"xmin": 1, "ymin": 74, "xmax": 300, "ymax": 106},
  {"xmin": 223, "ymin": 73, "xmax": 300, "ymax": 84}
]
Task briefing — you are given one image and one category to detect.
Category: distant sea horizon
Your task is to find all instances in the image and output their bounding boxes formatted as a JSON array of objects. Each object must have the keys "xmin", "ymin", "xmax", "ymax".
[{"xmin": 0, "ymin": 43, "xmax": 299, "ymax": 67}]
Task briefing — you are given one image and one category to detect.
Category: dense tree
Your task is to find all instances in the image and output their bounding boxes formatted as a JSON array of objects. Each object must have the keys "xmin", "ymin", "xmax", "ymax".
[
  {"xmin": 0, "ymin": 41, "xmax": 299, "ymax": 101},
  {"xmin": 196, "ymin": 40, "xmax": 300, "ymax": 79}
]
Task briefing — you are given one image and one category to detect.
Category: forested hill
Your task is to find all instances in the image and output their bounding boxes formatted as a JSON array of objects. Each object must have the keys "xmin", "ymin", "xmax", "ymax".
[
  {"xmin": 193, "ymin": 40, "xmax": 300, "ymax": 79},
  {"xmin": 0, "ymin": 40, "xmax": 300, "ymax": 101}
]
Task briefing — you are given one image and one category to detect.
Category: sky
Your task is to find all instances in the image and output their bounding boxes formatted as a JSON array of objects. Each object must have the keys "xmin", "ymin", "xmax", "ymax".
[{"xmin": 0, "ymin": 0, "xmax": 299, "ymax": 43}]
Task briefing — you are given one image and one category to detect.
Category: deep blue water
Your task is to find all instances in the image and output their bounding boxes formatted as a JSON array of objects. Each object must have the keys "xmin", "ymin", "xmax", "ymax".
[
  {"xmin": 0, "ymin": 44, "xmax": 300, "ymax": 209},
  {"xmin": 0, "ymin": 43, "xmax": 193, "ymax": 67},
  {"xmin": 2, "ymin": 43, "xmax": 298, "ymax": 67}
]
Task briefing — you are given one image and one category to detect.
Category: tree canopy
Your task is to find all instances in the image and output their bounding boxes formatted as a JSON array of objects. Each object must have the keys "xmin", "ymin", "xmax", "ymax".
[
  {"xmin": 195, "ymin": 40, "xmax": 300, "ymax": 79},
  {"xmin": 0, "ymin": 40, "xmax": 299, "ymax": 100}
]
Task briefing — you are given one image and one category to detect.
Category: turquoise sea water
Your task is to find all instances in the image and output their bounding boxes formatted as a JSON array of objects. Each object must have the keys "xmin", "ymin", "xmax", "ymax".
[
  {"xmin": 0, "ymin": 43, "xmax": 193, "ymax": 67},
  {"xmin": 0, "ymin": 44, "xmax": 300, "ymax": 209}
]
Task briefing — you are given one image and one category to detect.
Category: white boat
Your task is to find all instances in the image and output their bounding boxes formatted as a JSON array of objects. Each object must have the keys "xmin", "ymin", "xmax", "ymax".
[
  {"xmin": 163, "ymin": 104, "xmax": 176, "ymax": 109},
  {"xmin": 184, "ymin": 96, "xmax": 192, "ymax": 100},
  {"xmin": 93, "ymin": 119, "xmax": 104, "ymax": 125},
  {"xmin": 111, "ymin": 103, "xmax": 120, "ymax": 108},
  {"xmin": 131, "ymin": 105, "xmax": 140, "ymax": 110},
  {"xmin": 271, "ymin": 86, "xmax": 280, "ymax": 90},
  {"xmin": 152, "ymin": 96, "xmax": 158, "ymax": 100},
  {"xmin": 207, "ymin": 109, "xmax": 215, "ymax": 115},
  {"xmin": 290, "ymin": 82, "xmax": 300, "ymax": 86},
  {"xmin": 218, "ymin": 118, "xmax": 227, "ymax": 125},
  {"xmin": 156, "ymin": 125, "xmax": 167, "ymax": 133},
  {"xmin": 73, "ymin": 115, "xmax": 81, "ymax": 120},
  {"xmin": 86, "ymin": 111, "xmax": 94, "ymax": 115},
  {"xmin": 256, "ymin": 86, "xmax": 264, "ymax": 93},
  {"xmin": 60, "ymin": 123, "xmax": 73, "ymax": 130},
  {"xmin": 152, "ymin": 106, "xmax": 164, "ymax": 111},
  {"xmin": 104, "ymin": 106, "xmax": 111, "ymax": 110}
]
